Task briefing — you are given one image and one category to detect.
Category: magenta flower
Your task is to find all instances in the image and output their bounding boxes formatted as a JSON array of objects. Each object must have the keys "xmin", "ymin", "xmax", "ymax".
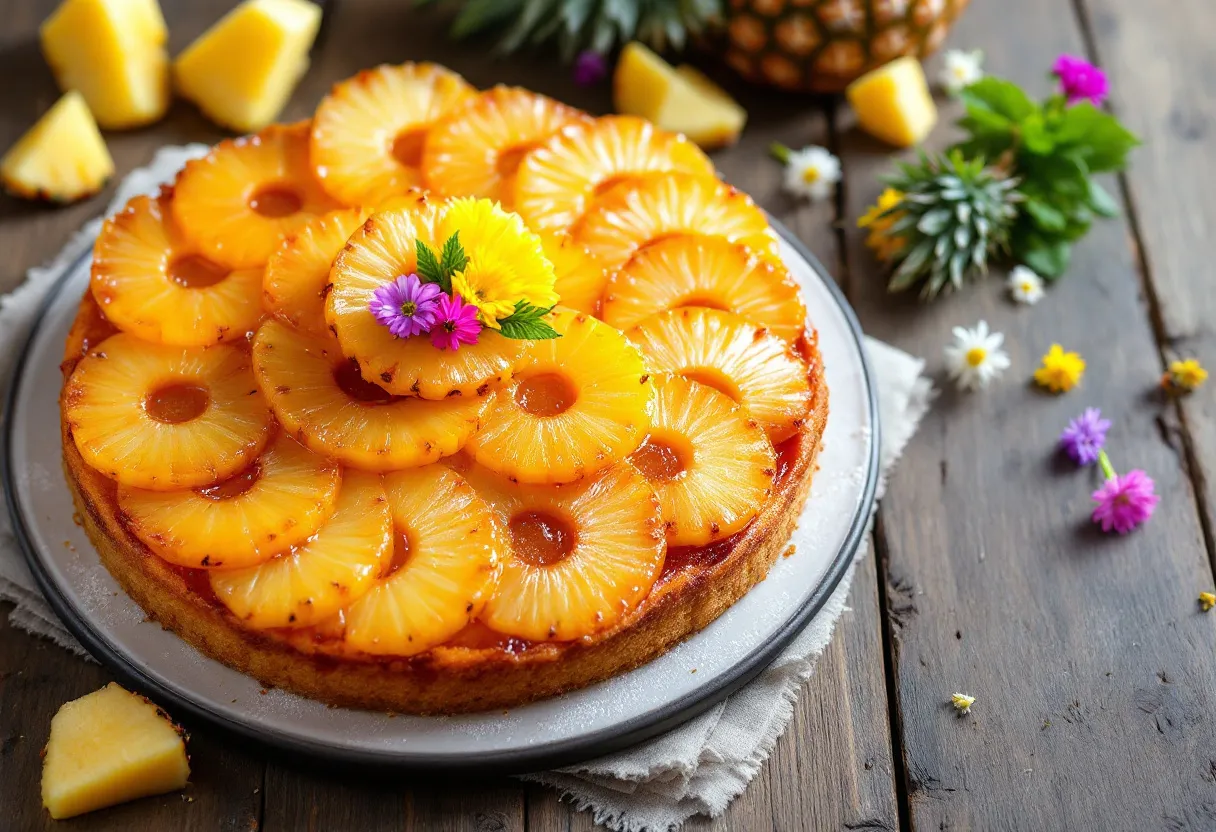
[
  {"xmin": 430, "ymin": 293, "xmax": 481, "ymax": 351},
  {"xmin": 573, "ymin": 50, "xmax": 607, "ymax": 86},
  {"xmin": 1059, "ymin": 407, "xmax": 1110, "ymax": 465},
  {"xmin": 1052, "ymin": 54, "xmax": 1109, "ymax": 106},
  {"xmin": 1091, "ymin": 451, "xmax": 1158, "ymax": 534},
  {"xmin": 369, "ymin": 273, "xmax": 442, "ymax": 339}
]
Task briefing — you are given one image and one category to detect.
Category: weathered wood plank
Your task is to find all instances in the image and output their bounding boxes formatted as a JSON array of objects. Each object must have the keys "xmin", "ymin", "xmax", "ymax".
[{"xmin": 838, "ymin": 1, "xmax": 1216, "ymax": 829}]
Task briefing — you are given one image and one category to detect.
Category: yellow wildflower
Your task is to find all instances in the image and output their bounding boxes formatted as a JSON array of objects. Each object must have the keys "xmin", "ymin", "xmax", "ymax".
[
  {"xmin": 858, "ymin": 188, "xmax": 906, "ymax": 262},
  {"xmin": 1034, "ymin": 344, "xmax": 1085, "ymax": 393},
  {"xmin": 1163, "ymin": 358, "xmax": 1208, "ymax": 393},
  {"xmin": 951, "ymin": 693, "xmax": 976, "ymax": 715},
  {"xmin": 451, "ymin": 255, "xmax": 522, "ymax": 329},
  {"xmin": 1200, "ymin": 591, "xmax": 1216, "ymax": 612}
]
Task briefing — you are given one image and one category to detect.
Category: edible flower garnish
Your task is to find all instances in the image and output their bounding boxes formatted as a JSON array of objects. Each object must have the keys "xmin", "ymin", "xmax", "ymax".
[
  {"xmin": 1091, "ymin": 450, "xmax": 1159, "ymax": 534},
  {"xmin": 368, "ymin": 273, "xmax": 441, "ymax": 339},
  {"xmin": 771, "ymin": 143, "xmax": 841, "ymax": 202},
  {"xmin": 1199, "ymin": 591, "xmax": 1216, "ymax": 612},
  {"xmin": 1034, "ymin": 344, "xmax": 1085, "ymax": 393},
  {"xmin": 951, "ymin": 693, "xmax": 976, "ymax": 715},
  {"xmin": 1059, "ymin": 407, "xmax": 1110, "ymax": 466},
  {"xmin": 1162, "ymin": 358, "xmax": 1208, "ymax": 393},
  {"xmin": 573, "ymin": 50, "xmax": 607, "ymax": 86},
  {"xmin": 1007, "ymin": 266, "xmax": 1045, "ymax": 305},
  {"xmin": 944, "ymin": 320, "xmax": 1010, "ymax": 391},
  {"xmin": 857, "ymin": 187, "xmax": 906, "ymax": 262},
  {"xmin": 941, "ymin": 49, "xmax": 984, "ymax": 95},
  {"xmin": 430, "ymin": 293, "xmax": 481, "ymax": 351},
  {"xmin": 1052, "ymin": 54, "xmax": 1109, "ymax": 106}
]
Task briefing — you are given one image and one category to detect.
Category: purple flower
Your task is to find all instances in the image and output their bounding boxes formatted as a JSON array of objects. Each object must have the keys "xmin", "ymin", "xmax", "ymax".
[
  {"xmin": 369, "ymin": 274, "xmax": 442, "ymax": 339},
  {"xmin": 1092, "ymin": 467, "xmax": 1159, "ymax": 534},
  {"xmin": 573, "ymin": 50, "xmax": 607, "ymax": 86},
  {"xmin": 430, "ymin": 293, "xmax": 481, "ymax": 351},
  {"xmin": 1052, "ymin": 54, "xmax": 1109, "ymax": 106},
  {"xmin": 1059, "ymin": 407, "xmax": 1110, "ymax": 465}
]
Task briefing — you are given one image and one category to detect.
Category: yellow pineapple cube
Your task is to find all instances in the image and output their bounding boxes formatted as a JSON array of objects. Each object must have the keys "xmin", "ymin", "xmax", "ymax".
[
  {"xmin": 40, "ymin": 0, "xmax": 170, "ymax": 129},
  {"xmin": 613, "ymin": 42, "xmax": 746, "ymax": 149},
  {"xmin": 41, "ymin": 683, "xmax": 190, "ymax": 820},
  {"xmin": 846, "ymin": 56, "xmax": 938, "ymax": 148},
  {"xmin": 174, "ymin": 0, "xmax": 322, "ymax": 132},
  {"xmin": 1, "ymin": 91, "xmax": 114, "ymax": 203}
]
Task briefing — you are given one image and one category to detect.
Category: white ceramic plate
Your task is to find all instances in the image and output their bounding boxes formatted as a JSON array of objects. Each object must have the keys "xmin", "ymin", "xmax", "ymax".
[{"xmin": 3, "ymin": 220, "xmax": 878, "ymax": 772}]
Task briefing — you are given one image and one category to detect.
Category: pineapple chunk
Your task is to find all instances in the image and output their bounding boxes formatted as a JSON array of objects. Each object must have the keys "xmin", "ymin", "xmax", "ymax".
[
  {"xmin": 846, "ymin": 56, "xmax": 938, "ymax": 148},
  {"xmin": 40, "ymin": 0, "xmax": 170, "ymax": 129},
  {"xmin": 0, "ymin": 91, "xmax": 113, "ymax": 203},
  {"xmin": 42, "ymin": 683, "xmax": 190, "ymax": 820},
  {"xmin": 174, "ymin": 0, "xmax": 322, "ymax": 132},
  {"xmin": 613, "ymin": 42, "xmax": 746, "ymax": 149}
]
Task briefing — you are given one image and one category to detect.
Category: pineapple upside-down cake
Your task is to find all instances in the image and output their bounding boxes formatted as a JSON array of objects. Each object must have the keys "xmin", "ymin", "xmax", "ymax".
[{"xmin": 60, "ymin": 63, "xmax": 828, "ymax": 713}]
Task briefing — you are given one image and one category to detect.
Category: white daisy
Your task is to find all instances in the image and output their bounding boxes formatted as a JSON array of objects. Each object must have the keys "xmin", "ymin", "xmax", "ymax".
[
  {"xmin": 782, "ymin": 145, "xmax": 841, "ymax": 202},
  {"xmin": 1007, "ymin": 265, "xmax": 1045, "ymax": 305},
  {"xmin": 941, "ymin": 49, "xmax": 984, "ymax": 95},
  {"xmin": 944, "ymin": 320, "xmax": 1010, "ymax": 391}
]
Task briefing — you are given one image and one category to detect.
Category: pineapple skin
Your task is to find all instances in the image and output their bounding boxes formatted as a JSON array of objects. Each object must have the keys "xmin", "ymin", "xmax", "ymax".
[
  {"xmin": 41, "ymin": 0, "xmax": 170, "ymax": 130},
  {"xmin": 42, "ymin": 683, "xmax": 189, "ymax": 820},
  {"xmin": 174, "ymin": 0, "xmax": 322, "ymax": 133},
  {"xmin": 722, "ymin": 0, "xmax": 971, "ymax": 93},
  {"xmin": 0, "ymin": 91, "xmax": 114, "ymax": 204}
]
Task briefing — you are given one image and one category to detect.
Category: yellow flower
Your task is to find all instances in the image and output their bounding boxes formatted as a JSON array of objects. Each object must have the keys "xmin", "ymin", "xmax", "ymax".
[
  {"xmin": 1034, "ymin": 344, "xmax": 1085, "ymax": 393},
  {"xmin": 951, "ymin": 693, "xmax": 976, "ymax": 715},
  {"xmin": 1163, "ymin": 358, "xmax": 1208, "ymax": 392},
  {"xmin": 437, "ymin": 197, "xmax": 557, "ymax": 318},
  {"xmin": 858, "ymin": 188, "xmax": 906, "ymax": 263},
  {"xmin": 1199, "ymin": 591, "xmax": 1216, "ymax": 612}
]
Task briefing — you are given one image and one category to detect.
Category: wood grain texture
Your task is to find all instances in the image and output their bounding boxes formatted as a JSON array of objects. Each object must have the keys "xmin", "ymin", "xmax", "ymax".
[{"xmin": 839, "ymin": 1, "xmax": 1216, "ymax": 830}]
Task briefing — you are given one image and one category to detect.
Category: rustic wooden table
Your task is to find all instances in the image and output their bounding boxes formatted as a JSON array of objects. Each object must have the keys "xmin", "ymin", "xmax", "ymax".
[{"xmin": 2, "ymin": 0, "xmax": 1214, "ymax": 828}]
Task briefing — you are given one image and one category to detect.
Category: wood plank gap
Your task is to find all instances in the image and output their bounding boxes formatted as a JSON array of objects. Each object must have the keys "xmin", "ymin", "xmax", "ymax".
[
  {"xmin": 1068, "ymin": 0, "xmax": 1216, "ymax": 576},
  {"xmin": 870, "ymin": 516, "xmax": 913, "ymax": 832}
]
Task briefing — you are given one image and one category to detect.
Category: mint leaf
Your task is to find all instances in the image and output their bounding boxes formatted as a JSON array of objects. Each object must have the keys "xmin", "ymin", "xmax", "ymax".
[
  {"xmin": 960, "ymin": 78, "xmax": 1038, "ymax": 122},
  {"xmin": 1054, "ymin": 103, "xmax": 1140, "ymax": 172},
  {"xmin": 439, "ymin": 231, "xmax": 468, "ymax": 280},
  {"xmin": 1086, "ymin": 179, "xmax": 1120, "ymax": 218},
  {"xmin": 497, "ymin": 301, "xmax": 561, "ymax": 340},
  {"xmin": 1023, "ymin": 197, "xmax": 1067, "ymax": 232},
  {"xmin": 1016, "ymin": 234, "xmax": 1072, "ymax": 279},
  {"xmin": 414, "ymin": 240, "xmax": 443, "ymax": 287}
]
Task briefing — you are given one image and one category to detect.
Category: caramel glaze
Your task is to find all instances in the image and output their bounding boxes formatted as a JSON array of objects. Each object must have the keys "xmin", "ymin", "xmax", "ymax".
[{"xmin": 69, "ymin": 291, "xmax": 818, "ymax": 665}]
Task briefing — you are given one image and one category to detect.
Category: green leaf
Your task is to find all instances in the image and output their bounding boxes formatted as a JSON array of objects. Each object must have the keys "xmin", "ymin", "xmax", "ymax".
[
  {"xmin": 439, "ymin": 231, "xmax": 468, "ymax": 281},
  {"xmin": 450, "ymin": 0, "xmax": 524, "ymax": 39},
  {"xmin": 1023, "ymin": 197, "xmax": 1067, "ymax": 232},
  {"xmin": 1054, "ymin": 103, "xmax": 1140, "ymax": 172},
  {"xmin": 414, "ymin": 240, "xmax": 444, "ymax": 287},
  {"xmin": 1086, "ymin": 179, "xmax": 1120, "ymax": 218},
  {"xmin": 1020, "ymin": 113, "xmax": 1055, "ymax": 155},
  {"xmin": 960, "ymin": 78, "xmax": 1038, "ymax": 122},
  {"xmin": 1018, "ymin": 237, "xmax": 1072, "ymax": 279},
  {"xmin": 498, "ymin": 301, "xmax": 561, "ymax": 340}
]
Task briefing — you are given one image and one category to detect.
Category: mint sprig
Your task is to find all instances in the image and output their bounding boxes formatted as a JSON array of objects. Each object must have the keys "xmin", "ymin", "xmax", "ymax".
[
  {"xmin": 414, "ymin": 231, "xmax": 468, "ymax": 294},
  {"xmin": 497, "ymin": 301, "xmax": 560, "ymax": 340}
]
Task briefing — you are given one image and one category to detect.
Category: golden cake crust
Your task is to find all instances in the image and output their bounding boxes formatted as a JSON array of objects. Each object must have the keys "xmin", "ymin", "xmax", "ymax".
[{"xmin": 60, "ymin": 293, "xmax": 829, "ymax": 714}]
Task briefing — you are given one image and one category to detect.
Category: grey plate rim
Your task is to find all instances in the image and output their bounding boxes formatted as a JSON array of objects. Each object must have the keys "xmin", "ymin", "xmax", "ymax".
[{"xmin": 2, "ymin": 217, "xmax": 880, "ymax": 774}]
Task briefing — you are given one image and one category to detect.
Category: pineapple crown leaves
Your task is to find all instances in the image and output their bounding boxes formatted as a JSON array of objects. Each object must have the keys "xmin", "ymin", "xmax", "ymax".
[
  {"xmin": 413, "ymin": 232, "xmax": 468, "ymax": 295},
  {"xmin": 418, "ymin": 0, "xmax": 723, "ymax": 61},
  {"xmin": 879, "ymin": 149, "xmax": 1022, "ymax": 301},
  {"xmin": 498, "ymin": 300, "xmax": 561, "ymax": 340}
]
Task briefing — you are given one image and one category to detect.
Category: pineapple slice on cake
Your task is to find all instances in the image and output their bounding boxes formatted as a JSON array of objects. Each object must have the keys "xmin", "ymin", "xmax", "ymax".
[
  {"xmin": 0, "ymin": 91, "xmax": 113, "ymax": 203},
  {"xmin": 172, "ymin": 121, "xmax": 340, "ymax": 270},
  {"xmin": 466, "ymin": 308, "xmax": 651, "ymax": 485},
  {"xmin": 263, "ymin": 206, "xmax": 369, "ymax": 335},
  {"xmin": 326, "ymin": 203, "xmax": 524, "ymax": 399},
  {"xmin": 210, "ymin": 470, "xmax": 392, "ymax": 629},
  {"xmin": 64, "ymin": 335, "xmax": 273, "ymax": 490},
  {"xmin": 311, "ymin": 62, "xmax": 474, "ymax": 206},
  {"xmin": 571, "ymin": 173, "xmax": 781, "ymax": 273},
  {"xmin": 630, "ymin": 375, "xmax": 774, "ymax": 546},
  {"xmin": 628, "ymin": 308, "xmax": 811, "ymax": 444},
  {"xmin": 91, "ymin": 191, "xmax": 263, "ymax": 346},
  {"xmin": 462, "ymin": 459, "xmax": 665, "ymax": 642},
  {"xmin": 601, "ymin": 235, "xmax": 806, "ymax": 343},
  {"xmin": 118, "ymin": 433, "xmax": 340, "ymax": 570},
  {"xmin": 513, "ymin": 115, "xmax": 715, "ymax": 233},
  {"xmin": 252, "ymin": 320, "xmax": 488, "ymax": 471},
  {"xmin": 342, "ymin": 464, "xmax": 499, "ymax": 655},
  {"xmin": 422, "ymin": 86, "xmax": 587, "ymax": 207},
  {"xmin": 539, "ymin": 233, "xmax": 609, "ymax": 317}
]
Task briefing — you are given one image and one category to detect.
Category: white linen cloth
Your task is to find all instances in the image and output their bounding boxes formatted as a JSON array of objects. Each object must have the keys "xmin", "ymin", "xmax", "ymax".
[{"xmin": 0, "ymin": 147, "xmax": 931, "ymax": 831}]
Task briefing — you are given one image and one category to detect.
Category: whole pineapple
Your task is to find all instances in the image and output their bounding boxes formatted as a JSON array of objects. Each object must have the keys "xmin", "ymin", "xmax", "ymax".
[{"xmin": 872, "ymin": 150, "xmax": 1020, "ymax": 300}]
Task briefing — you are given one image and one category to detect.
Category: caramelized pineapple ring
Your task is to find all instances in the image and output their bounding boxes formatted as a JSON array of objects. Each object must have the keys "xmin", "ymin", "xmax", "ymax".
[
  {"xmin": 210, "ymin": 470, "xmax": 392, "ymax": 629},
  {"xmin": 90, "ymin": 192, "xmax": 262, "ymax": 346},
  {"xmin": 467, "ymin": 308, "xmax": 651, "ymax": 485},
  {"xmin": 629, "ymin": 308, "xmax": 812, "ymax": 445},
  {"xmin": 630, "ymin": 375, "xmax": 775, "ymax": 546},
  {"xmin": 539, "ymin": 233, "xmax": 609, "ymax": 316},
  {"xmin": 460, "ymin": 460, "xmax": 665, "ymax": 642},
  {"xmin": 342, "ymin": 465, "xmax": 499, "ymax": 656},
  {"xmin": 64, "ymin": 335, "xmax": 272, "ymax": 490},
  {"xmin": 118, "ymin": 434, "xmax": 341, "ymax": 570},
  {"xmin": 311, "ymin": 62, "xmax": 475, "ymax": 206},
  {"xmin": 263, "ymin": 207, "xmax": 368, "ymax": 335},
  {"xmin": 514, "ymin": 115, "xmax": 715, "ymax": 233},
  {"xmin": 571, "ymin": 172, "xmax": 781, "ymax": 273},
  {"xmin": 173, "ymin": 121, "xmax": 340, "ymax": 270},
  {"xmin": 422, "ymin": 86, "xmax": 587, "ymax": 207},
  {"xmin": 602, "ymin": 235, "xmax": 807, "ymax": 344},
  {"xmin": 326, "ymin": 206, "xmax": 524, "ymax": 398},
  {"xmin": 252, "ymin": 320, "xmax": 488, "ymax": 471}
]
